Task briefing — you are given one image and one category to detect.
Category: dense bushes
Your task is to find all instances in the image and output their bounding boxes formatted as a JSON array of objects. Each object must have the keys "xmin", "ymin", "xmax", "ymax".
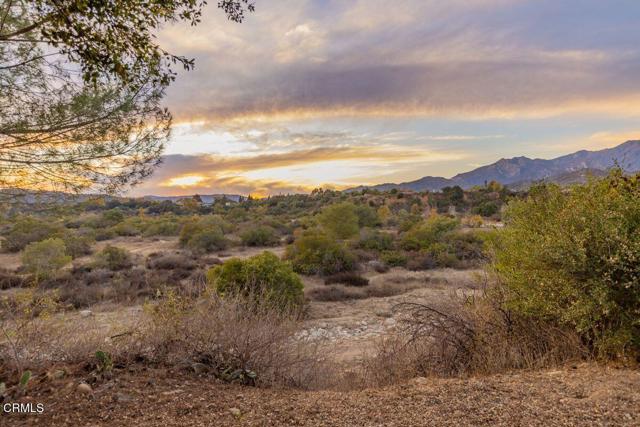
[
  {"xmin": 206, "ymin": 251, "xmax": 304, "ymax": 311},
  {"xmin": 357, "ymin": 229, "xmax": 394, "ymax": 252},
  {"xmin": 492, "ymin": 171, "xmax": 640, "ymax": 358},
  {"xmin": 318, "ymin": 202, "xmax": 360, "ymax": 239},
  {"xmin": 179, "ymin": 216, "xmax": 231, "ymax": 253},
  {"xmin": 241, "ymin": 225, "xmax": 279, "ymax": 246},
  {"xmin": 401, "ymin": 216, "xmax": 459, "ymax": 251},
  {"xmin": 92, "ymin": 246, "xmax": 132, "ymax": 271},
  {"xmin": 1, "ymin": 217, "xmax": 62, "ymax": 252},
  {"xmin": 380, "ymin": 250, "xmax": 407, "ymax": 268},
  {"xmin": 285, "ymin": 231, "xmax": 356, "ymax": 275},
  {"xmin": 61, "ymin": 231, "xmax": 94, "ymax": 259},
  {"xmin": 22, "ymin": 238, "xmax": 71, "ymax": 278},
  {"xmin": 143, "ymin": 215, "xmax": 182, "ymax": 237},
  {"xmin": 398, "ymin": 216, "xmax": 487, "ymax": 269},
  {"xmin": 366, "ymin": 298, "xmax": 585, "ymax": 382}
]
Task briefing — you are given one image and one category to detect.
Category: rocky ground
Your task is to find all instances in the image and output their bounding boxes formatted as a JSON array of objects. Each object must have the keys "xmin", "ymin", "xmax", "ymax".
[{"xmin": 7, "ymin": 364, "xmax": 640, "ymax": 426}]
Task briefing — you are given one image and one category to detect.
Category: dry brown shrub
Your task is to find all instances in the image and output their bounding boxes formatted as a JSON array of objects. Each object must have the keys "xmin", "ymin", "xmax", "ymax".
[
  {"xmin": 308, "ymin": 280, "xmax": 419, "ymax": 302},
  {"xmin": 360, "ymin": 290, "xmax": 588, "ymax": 385},
  {"xmin": 141, "ymin": 292, "xmax": 331, "ymax": 389},
  {"xmin": 0, "ymin": 289, "xmax": 143, "ymax": 379},
  {"xmin": 1, "ymin": 289, "xmax": 331, "ymax": 390},
  {"xmin": 307, "ymin": 285, "xmax": 367, "ymax": 301}
]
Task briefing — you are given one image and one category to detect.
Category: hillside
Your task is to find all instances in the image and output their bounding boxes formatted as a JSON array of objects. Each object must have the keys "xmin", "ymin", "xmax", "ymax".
[{"xmin": 349, "ymin": 140, "xmax": 640, "ymax": 192}]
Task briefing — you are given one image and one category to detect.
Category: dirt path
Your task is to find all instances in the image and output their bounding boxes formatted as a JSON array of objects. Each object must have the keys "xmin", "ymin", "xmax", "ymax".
[{"xmin": 9, "ymin": 364, "xmax": 639, "ymax": 426}]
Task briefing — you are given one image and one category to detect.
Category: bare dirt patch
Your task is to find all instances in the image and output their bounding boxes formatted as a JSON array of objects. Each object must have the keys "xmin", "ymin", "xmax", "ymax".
[{"xmin": 8, "ymin": 364, "xmax": 639, "ymax": 426}]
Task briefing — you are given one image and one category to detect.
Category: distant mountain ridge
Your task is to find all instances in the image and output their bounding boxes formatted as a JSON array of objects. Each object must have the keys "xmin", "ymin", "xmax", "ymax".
[
  {"xmin": 348, "ymin": 140, "xmax": 640, "ymax": 192},
  {"xmin": 143, "ymin": 194, "xmax": 245, "ymax": 204}
]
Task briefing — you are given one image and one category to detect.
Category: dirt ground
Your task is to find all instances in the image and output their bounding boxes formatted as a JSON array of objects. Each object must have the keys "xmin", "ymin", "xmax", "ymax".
[{"xmin": 7, "ymin": 364, "xmax": 640, "ymax": 426}]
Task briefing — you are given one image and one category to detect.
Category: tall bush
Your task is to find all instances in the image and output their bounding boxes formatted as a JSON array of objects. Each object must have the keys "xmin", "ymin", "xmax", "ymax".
[
  {"xmin": 179, "ymin": 215, "xmax": 230, "ymax": 253},
  {"xmin": 492, "ymin": 170, "xmax": 640, "ymax": 357},
  {"xmin": 207, "ymin": 251, "xmax": 304, "ymax": 311},
  {"xmin": 22, "ymin": 238, "xmax": 71, "ymax": 278},
  {"xmin": 318, "ymin": 202, "xmax": 359, "ymax": 239},
  {"xmin": 285, "ymin": 231, "xmax": 355, "ymax": 276}
]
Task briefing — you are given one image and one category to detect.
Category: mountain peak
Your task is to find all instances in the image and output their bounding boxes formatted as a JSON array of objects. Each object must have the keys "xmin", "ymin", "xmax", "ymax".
[{"xmin": 347, "ymin": 140, "xmax": 640, "ymax": 193}]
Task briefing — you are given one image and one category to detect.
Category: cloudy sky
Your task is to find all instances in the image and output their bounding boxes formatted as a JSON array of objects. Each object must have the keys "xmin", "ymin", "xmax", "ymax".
[{"xmin": 130, "ymin": 0, "xmax": 640, "ymax": 197}]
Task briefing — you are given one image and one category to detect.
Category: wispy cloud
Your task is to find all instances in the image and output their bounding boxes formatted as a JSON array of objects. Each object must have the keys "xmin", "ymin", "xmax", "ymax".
[
  {"xmin": 133, "ymin": 0, "xmax": 640, "ymax": 196},
  {"xmin": 161, "ymin": 0, "xmax": 640, "ymax": 123},
  {"xmin": 130, "ymin": 143, "xmax": 465, "ymax": 196}
]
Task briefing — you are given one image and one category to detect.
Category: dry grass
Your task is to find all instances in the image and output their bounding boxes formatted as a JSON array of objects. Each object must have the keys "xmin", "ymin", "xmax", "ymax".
[
  {"xmin": 142, "ymin": 293, "xmax": 333, "ymax": 389},
  {"xmin": 1, "ymin": 290, "xmax": 332, "ymax": 390}
]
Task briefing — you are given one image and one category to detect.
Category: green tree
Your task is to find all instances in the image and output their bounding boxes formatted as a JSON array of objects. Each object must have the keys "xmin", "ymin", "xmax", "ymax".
[
  {"xmin": 318, "ymin": 202, "xmax": 359, "ymax": 240},
  {"xmin": 377, "ymin": 205, "xmax": 391, "ymax": 224},
  {"xmin": 0, "ymin": 1, "xmax": 254, "ymax": 195},
  {"xmin": 22, "ymin": 238, "xmax": 71, "ymax": 278}
]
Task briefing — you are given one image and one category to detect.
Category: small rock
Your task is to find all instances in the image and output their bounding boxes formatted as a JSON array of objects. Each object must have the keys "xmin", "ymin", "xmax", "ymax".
[
  {"xmin": 79, "ymin": 310, "xmax": 93, "ymax": 318},
  {"xmin": 229, "ymin": 407, "xmax": 241, "ymax": 417},
  {"xmin": 77, "ymin": 383, "xmax": 92, "ymax": 394}
]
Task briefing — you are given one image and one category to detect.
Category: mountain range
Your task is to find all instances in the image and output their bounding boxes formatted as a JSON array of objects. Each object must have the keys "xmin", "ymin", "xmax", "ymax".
[{"xmin": 348, "ymin": 140, "xmax": 640, "ymax": 192}]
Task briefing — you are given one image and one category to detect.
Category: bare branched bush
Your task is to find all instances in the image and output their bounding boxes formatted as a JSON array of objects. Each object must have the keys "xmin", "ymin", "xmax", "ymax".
[{"xmin": 361, "ymin": 289, "xmax": 588, "ymax": 385}]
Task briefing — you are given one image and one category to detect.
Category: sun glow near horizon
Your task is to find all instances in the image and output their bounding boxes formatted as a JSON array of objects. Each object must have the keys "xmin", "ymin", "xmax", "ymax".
[{"xmin": 127, "ymin": 0, "xmax": 640, "ymax": 198}]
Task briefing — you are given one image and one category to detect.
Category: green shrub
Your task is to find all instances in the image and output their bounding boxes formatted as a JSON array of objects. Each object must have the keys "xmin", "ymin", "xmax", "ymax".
[
  {"xmin": 187, "ymin": 229, "xmax": 227, "ymax": 254},
  {"xmin": 401, "ymin": 215, "xmax": 459, "ymax": 251},
  {"xmin": 473, "ymin": 201, "xmax": 499, "ymax": 217},
  {"xmin": 380, "ymin": 250, "xmax": 407, "ymax": 267},
  {"xmin": 111, "ymin": 217, "xmax": 144, "ymax": 236},
  {"xmin": 2, "ymin": 217, "xmax": 62, "ymax": 252},
  {"xmin": 92, "ymin": 246, "xmax": 132, "ymax": 271},
  {"xmin": 100, "ymin": 209, "xmax": 125, "ymax": 227},
  {"xmin": 241, "ymin": 226, "xmax": 279, "ymax": 247},
  {"xmin": 61, "ymin": 231, "xmax": 94, "ymax": 259},
  {"xmin": 357, "ymin": 229, "xmax": 394, "ymax": 251},
  {"xmin": 285, "ymin": 231, "xmax": 355, "ymax": 275},
  {"xmin": 206, "ymin": 251, "xmax": 304, "ymax": 311},
  {"xmin": 318, "ymin": 202, "xmax": 359, "ymax": 239},
  {"xmin": 22, "ymin": 238, "xmax": 71, "ymax": 278},
  {"xmin": 94, "ymin": 228, "xmax": 115, "ymax": 241},
  {"xmin": 143, "ymin": 216, "xmax": 182, "ymax": 237},
  {"xmin": 355, "ymin": 204, "xmax": 380, "ymax": 228},
  {"xmin": 179, "ymin": 216, "xmax": 230, "ymax": 253},
  {"xmin": 492, "ymin": 171, "xmax": 640, "ymax": 358}
]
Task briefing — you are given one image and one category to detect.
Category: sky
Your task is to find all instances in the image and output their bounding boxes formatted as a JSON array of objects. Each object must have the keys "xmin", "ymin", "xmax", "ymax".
[{"xmin": 130, "ymin": 0, "xmax": 640, "ymax": 197}]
